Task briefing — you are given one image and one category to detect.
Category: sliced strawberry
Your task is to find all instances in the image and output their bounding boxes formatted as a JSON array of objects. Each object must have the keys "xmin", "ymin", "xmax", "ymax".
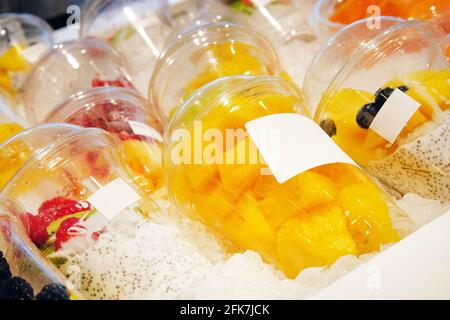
[
  {"xmin": 91, "ymin": 77, "xmax": 132, "ymax": 89},
  {"xmin": 26, "ymin": 213, "xmax": 49, "ymax": 248},
  {"xmin": 38, "ymin": 197, "xmax": 91, "ymax": 224},
  {"xmin": 55, "ymin": 217, "xmax": 86, "ymax": 251}
]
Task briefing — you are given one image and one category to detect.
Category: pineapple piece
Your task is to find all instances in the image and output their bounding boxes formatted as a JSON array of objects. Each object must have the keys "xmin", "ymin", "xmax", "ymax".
[
  {"xmin": 338, "ymin": 183, "xmax": 400, "ymax": 254},
  {"xmin": 276, "ymin": 205, "xmax": 357, "ymax": 278},
  {"xmin": 311, "ymin": 163, "xmax": 368, "ymax": 189},
  {"xmin": 222, "ymin": 194, "xmax": 276, "ymax": 259},
  {"xmin": 260, "ymin": 195, "xmax": 301, "ymax": 229},
  {"xmin": 218, "ymin": 137, "xmax": 261, "ymax": 197},
  {"xmin": 183, "ymin": 163, "xmax": 220, "ymax": 192}
]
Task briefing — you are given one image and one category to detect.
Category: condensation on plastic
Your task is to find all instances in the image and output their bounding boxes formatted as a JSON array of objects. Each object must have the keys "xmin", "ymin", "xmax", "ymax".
[
  {"xmin": 303, "ymin": 17, "xmax": 404, "ymax": 117},
  {"xmin": 22, "ymin": 38, "xmax": 133, "ymax": 125},
  {"xmin": 80, "ymin": 0, "xmax": 173, "ymax": 95},
  {"xmin": 313, "ymin": 20, "xmax": 450, "ymax": 202},
  {"xmin": 0, "ymin": 13, "xmax": 53, "ymax": 96},
  {"xmin": 164, "ymin": 75, "xmax": 410, "ymax": 279},
  {"xmin": 46, "ymin": 86, "xmax": 164, "ymax": 196},
  {"xmin": 149, "ymin": 20, "xmax": 281, "ymax": 129},
  {"xmin": 0, "ymin": 196, "xmax": 82, "ymax": 299}
]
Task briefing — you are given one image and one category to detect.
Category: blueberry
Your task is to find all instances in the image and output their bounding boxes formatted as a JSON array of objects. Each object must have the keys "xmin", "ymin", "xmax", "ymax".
[
  {"xmin": 397, "ymin": 85, "xmax": 409, "ymax": 93},
  {"xmin": 320, "ymin": 119, "xmax": 337, "ymax": 137},
  {"xmin": 356, "ymin": 103, "xmax": 381, "ymax": 129},
  {"xmin": 375, "ymin": 87, "xmax": 395, "ymax": 106}
]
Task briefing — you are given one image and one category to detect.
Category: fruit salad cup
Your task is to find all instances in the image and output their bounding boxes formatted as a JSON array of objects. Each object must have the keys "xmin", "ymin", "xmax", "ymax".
[
  {"xmin": 1, "ymin": 124, "xmax": 157, "ymax": 282},
  {"xmin": 22, "ymin": 38, "xmax": 133, "ymax": 125},
  {"xmin": 313, "ymin": 20, "xmax": 450, "ymax": 202},
  {"xmin": 0, "ymin": 89, "xmax": 24, "ymax": 146},
  {"xmin": 80, "ymin": 0, "xmax": 172, "ymax": 96},
  {"xmin": 310, "ymin": 0, "xmax": 450, "ymax": 34},
  {"xmin": 46, "ymin": 87, "xmax": 164, "ymax": 196},
  {"xmin": 0, "ymin": 196, "xmax": 82, "ymax": 300},
  {"xmin": 303, "ymin": 17, "xmax": 403, "ymax": 117},
  {"xmin": 164, "ymin": 75, "xmax": 409, "ymax": 279},
  {"xmin": 149, "ymin": 20, "xmax": 281, "ymax": 128},
  {"xmin": 0, "ymin": 13, "xmax": 53, "ymax": 97}
]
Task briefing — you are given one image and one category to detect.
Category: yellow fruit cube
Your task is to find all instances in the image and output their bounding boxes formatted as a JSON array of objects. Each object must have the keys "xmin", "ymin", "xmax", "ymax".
[
  {"xmin": 276, "ymin": 205, "xmax": 357, "ymax": 278},
  {"xmin": 338, "ymin": 183, "xmax": 400, "ymax": 254},
  {"xmin": 183, "ymin": 163, "xmax": 220, "ymax": 192},
  {"xmin": 311, "ymin": 163, "xmax": 368, "ymax": 189},
  {"xmin": 260, "ymin": 195, "xmax": 301, "ymax": 229}
]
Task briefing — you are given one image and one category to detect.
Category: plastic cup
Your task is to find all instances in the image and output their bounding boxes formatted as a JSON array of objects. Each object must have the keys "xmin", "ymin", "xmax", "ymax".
[{"xmin": 22, "ymin": 38, "xmax": 133, "ymax": 125}]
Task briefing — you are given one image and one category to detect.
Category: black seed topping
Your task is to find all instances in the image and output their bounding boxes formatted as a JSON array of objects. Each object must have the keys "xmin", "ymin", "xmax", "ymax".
[
  {"xmin": 320, "ymin": 119, "xmax": 337, "ymax": 137},
  {"xmin": 356, "ymin": 103, "xmax": 381, "ymax": 129}
]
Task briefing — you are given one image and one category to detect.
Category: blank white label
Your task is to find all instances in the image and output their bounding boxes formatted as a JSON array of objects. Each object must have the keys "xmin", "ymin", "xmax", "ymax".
[
  {"xmin": 245, "ymin": 113, "xmax": 357, "ymax": 184},
  {"xmin": 88, "ymin": 178, "xmax": 141, "ymax": 220},
  {"xmin": 129, "ymin": 120, "xmax": 163, "ymax": 142},
  {"xmin": 370, "ymin": 89, "xmax": 421, "ymax": 144}
]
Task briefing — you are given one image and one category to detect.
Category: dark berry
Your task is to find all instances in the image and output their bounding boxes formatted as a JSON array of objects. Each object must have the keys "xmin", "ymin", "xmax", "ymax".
[
  {"xmin": 320, "ymin": 119, "xmax": 337, "ymax": 137},
  {"xmin": 356, "ymin": 103, "xmax": 381, "ymax": 129},
  {"xmin": 0, "ymin": 277, "xmax": 34, "ymax": 300},
  {"xmin": 0, "ymin": 251, "xmax": 12, "ymax": 283},
  {"xmin": 374, "ymin": 87, "xmax": 395, "ymax": 106},
  {"xmin": 397, "ymin": 85, "xmax": 409, "ymax": 93},
  {"xmin": 36, "ymin": 283, "xmax": 70, "ymax": 300}
]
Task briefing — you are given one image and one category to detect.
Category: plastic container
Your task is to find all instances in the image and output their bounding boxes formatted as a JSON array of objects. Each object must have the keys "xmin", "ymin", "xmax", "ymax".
[
  {"xmin": 22, "ymin": 38, "xmax": 133, "ymax": 125},
  {"xmin": 0, "ymin": 196, "xmax": 81, "ymax": 300},
  {"xmin": 46, "ymin": 87, "xmax": 164, "ymax": 196},
  {"xmin": 164, "ymin": 75, "xmax": 410, "ymax": 279},
  {"xmin": 310, "ymin": 0, "xmax": 450, "ymax": 34},
  {"xmin": 0, "ymin": 89, "xmax": 23, "ymax": 145},
  {"xmin": 149, "ymin": 20, "xmax": 280, "ymax": 128},
  {"xmin": 303, "ymin": 17, "xmax": 404, "ymax": 117},
  {"xmin": 80, "ymin": 0, "xmax": 172, "ymax": 96},
  {"xmin": 1, "ymin": 124, "xmax": 159, "ymax": 299},
  {"xmin": 0, "ymin": 13, "xmax": 53, "ymax": 97},
  {"xmin": 313, "ymin": 20, "xmax": 450, "ymax": 202}
]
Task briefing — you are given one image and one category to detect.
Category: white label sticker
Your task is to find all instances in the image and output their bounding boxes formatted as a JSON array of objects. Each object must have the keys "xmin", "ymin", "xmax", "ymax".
[
  {"xmin": 129, "ymin": 120, "xmax": 163, "ymax": 142},
  {"xmin": 87, "ymin": 178, "xmax": 141, "ymax": 220},
  {"xmin": 370, "ymin": 89, "xmax": 421, "ymax": 144},
  {"xmin": 80, "ymin": 212, "xmax": 108, "ymax": 234},
  {"xmin": 245, "ymin": 114, "xmax": 357, "ymax": 184},
  {"xmin": 21, "ymin": 43, "xmax": 49, "ymax": 64}
]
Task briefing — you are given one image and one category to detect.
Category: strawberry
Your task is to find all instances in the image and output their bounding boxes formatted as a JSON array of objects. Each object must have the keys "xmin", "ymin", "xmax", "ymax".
[
  {"xmin": 91, "ymin": 77, "xmax": 132, "ymax": 89},
  {"xmin": 38, "ymin": 197, "xmax": 91, "ymax": 224},
  {"xmin": 55, "ymin": 217, "xmax": 86, "ymax": 251},
  {"xmin": 26, "ymin": 213, "xmax": 49, "ymax": 248}
]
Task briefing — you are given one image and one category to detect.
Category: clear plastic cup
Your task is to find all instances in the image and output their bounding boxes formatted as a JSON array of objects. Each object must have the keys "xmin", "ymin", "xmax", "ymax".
[
  {"xmin": 0, "ymin": 196, "xmax": 82, "ymax": 300},
  {"xmin": 149, "ymin": 21, "xmax": 280, "ymax": 128},
  {"xmin": 309, "ymin": 0, "xmax": 450, "ymax": 34},
  {"xmin": 46, "ymin": 87, "xmax": 164, "ymax": 196},
  {"xmin": 313, "ymin": 20, "xmax": 450, "ymax": 202},
  {"xmin": 164, "ymin": 75, "xmax": 410, "ymax": 279},
  {"xmin": 80, "ymin": 0, "xmax": 172, "ymax": 96},
  {"xmin": 1, "ymin": 123, "xmax": 158, "ymax": 296},
  {"xmin": 303, "ymin": 17, "xmax": 404, "ymax": 117},
  {"xmin": 0, "ymin": 13, "xmax": 53, "ymax": 97},
  {"xmin": 22, "ymin": 38, "xmax": 133, "ymax": 125}
]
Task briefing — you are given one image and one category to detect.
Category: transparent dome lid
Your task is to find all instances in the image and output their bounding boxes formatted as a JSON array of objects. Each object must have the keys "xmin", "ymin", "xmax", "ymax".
[
  {"xmin": 22, "ymin": 38, "xmax": 133, "ymax": 125},
  {"xmin": 303, "ymin": 16, "xmax": 404, "ymax": 117},
  {"xmin": 0, "ymin": 196, "xmax": 81, "ymax": 300}
]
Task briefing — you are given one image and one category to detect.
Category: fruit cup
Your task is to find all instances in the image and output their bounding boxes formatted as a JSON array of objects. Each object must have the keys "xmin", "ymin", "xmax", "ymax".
[
  {"xmin": 80, "ymin": 0, "xmax": 172, "ymax": 95},
  {"xmin": 149, "ymin": 20, "xmax": 280, "ymax": 128},
  {"xmin": 164, "ymin": 75, "xmax": 409, "ymax": 279},
  {"xmin": 0, "ymin": 89, "xmax": 24, "ymax": 145},
  {"xmin": 1, "ymin": 123, "xmax": 157, "ymax": 280},
  {"xmin": 22, "ymin": 38, "xmax": 133, "ymax": 125},
  {"xmin": 313, "ymin": 20, "xmax": 450, "ymax": 202},
  {"xmin": 310, "ymin": 0, "xmax": 450, "ymax": 34},
  {"xmin": 303, "ymin": 17, "xmax": 403, "ymax": 117},
  {"xmin": 0, "ymin": 196, "xmax": 82, "ymax": 300},
  {"xmin": 0, "ymin": 13, "xmax": 53, "ymax": 97},
  {"xmin": 46, "ymin": 87, "xmax": 164, "ymax": 196}
]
